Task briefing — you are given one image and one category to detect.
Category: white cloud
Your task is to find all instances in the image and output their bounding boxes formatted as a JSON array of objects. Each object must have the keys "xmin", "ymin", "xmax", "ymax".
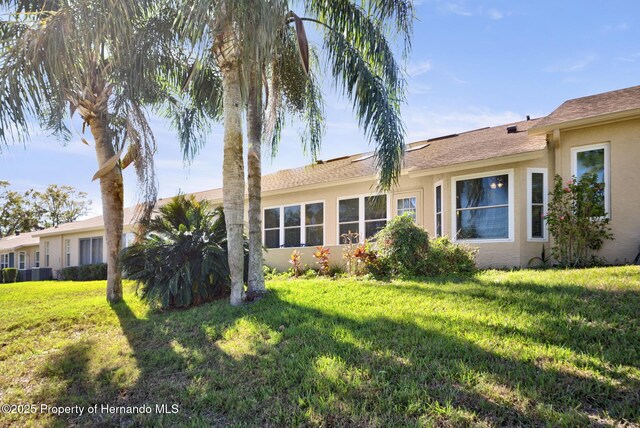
[
  {"xmin": 406, "ymin": 61, "xmax": 432, "ymax": 77},
  {"xmin": 603, "ymin": 23, "xmax": 629, "ymax": 32},
  {"xmin": 544, "ymin": 55, "xmax": 596, "ymax": 73},
  {"xmin": 486, "ymin": 8, "xmax": 504, "ymax": 20}
]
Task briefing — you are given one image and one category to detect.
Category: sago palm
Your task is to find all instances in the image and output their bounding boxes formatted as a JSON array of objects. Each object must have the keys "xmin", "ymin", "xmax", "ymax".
[{"xmin": 0, "ymin": 0, "xmax": 183, "ymax": 301}]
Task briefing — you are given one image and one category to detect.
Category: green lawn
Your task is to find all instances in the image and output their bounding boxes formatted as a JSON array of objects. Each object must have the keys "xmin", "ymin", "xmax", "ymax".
[{"xmin": 1, "ymin": 267, "xmax": 639, "ymax": 427}]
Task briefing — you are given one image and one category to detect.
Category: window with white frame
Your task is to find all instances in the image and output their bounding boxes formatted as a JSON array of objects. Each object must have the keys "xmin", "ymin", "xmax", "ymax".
[
  {"xmin": 79, "ymin": 237, "xmax": 103, "ymax": 265},
  {"xmin": 527, "ymin": 168, "xmax": 548, "ymax": 240},
  {"xmin": 338, "ymin": 195, "xmax": 387, "ymax": 243},
  {"xmin": 453, "ymin": 171, "xmax": 513, "ymax": 241},
  {"xmin": 263, "ymin": 202, "xmax": 324, "ymax": 249},
  {"xmin": 44, "ymin": 242, "xmax": 50, "ymax": 267},
  {"xmin": 434, "ymin": 182, "xmax": 443, "ymax": 237},
  {"xmin": 65, "ymin": 239, "xmax": 71, "ymax": 267},
  {"xmin": 571, "ymin": 143, "xmax": 610, "ymax": 217},
  {"xmin": 18, "ymin": 251, "xmax": 25, "ymax": 269},
  {"xmin": 0, "ymin": 254, "xmax": 8, "ymax": 269},
  {"xmin": 121, "ymin": 233, "xmax": 135, "ymax": 249},
  {"xmin": 34, "ymin": 251, "xmax": 40, "ymax": 268},
  {"xmin": 396, "ymin": 196, "xmax": 417, "ymax": 221}
]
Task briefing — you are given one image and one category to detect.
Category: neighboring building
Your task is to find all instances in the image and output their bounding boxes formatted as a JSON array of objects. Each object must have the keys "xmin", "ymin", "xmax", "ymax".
[
  {"xmin": 0, "ymin": 232, "xmax": 40, "ymax": 272},
  {"xmin": 2, "ymin": 85, "xmax": 639, "ymax": 276}
]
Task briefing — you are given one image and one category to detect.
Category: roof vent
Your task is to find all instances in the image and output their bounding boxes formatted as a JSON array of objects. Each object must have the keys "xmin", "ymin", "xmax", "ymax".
[
  {"xmin": 506, "ymin": 125, "xmax": 518, "ymax": 134},
  {"xmin": 526, "ymin": 115, "xmax": 531, "ymax": 121}
]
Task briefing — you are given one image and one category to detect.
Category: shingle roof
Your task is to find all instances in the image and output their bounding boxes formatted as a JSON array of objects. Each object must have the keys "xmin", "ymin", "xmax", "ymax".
[
  {"xmin": 0, "ymin": 232, "xmax": 39, "ymax": 252},
  {"xmin": 33, "ymin": 206, "xmax": 140, "ymax": 237},
  {"xmin": 532, "ymin": 85, "xmax": 640, "ymax": 130},
  {"xmin": 259, "ymin": 118, "xmax": 546, "ymax": 192}
]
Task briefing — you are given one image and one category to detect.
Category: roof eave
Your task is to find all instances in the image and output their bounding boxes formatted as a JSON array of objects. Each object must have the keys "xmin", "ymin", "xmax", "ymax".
[{"xmin": 529, "ymin": 108, "xmax": 640, "ymax": 135}]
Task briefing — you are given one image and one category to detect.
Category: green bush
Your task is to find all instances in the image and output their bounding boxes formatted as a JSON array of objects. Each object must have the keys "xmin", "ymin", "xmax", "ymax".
[
  {"xmin": 2, "ymin": 268, "xmax": 18, "ymax": 283},
  {"xmin": 60, "ymin": 264, "xmax": 107, "ymax": 281},
  {"xmin": 373, "ymin": 214, "xmax": 430, "ymax": 276},
  {"xmin": 60, "ymin": 266, "xmax": 79, "ymax": 281},
  {"xmin": 121, "ymin": 195, "xmax": 246, "ymax": 309},
  {"xmin": 422, "ymin": 237, "xmax": 477, "ymax": 275}
]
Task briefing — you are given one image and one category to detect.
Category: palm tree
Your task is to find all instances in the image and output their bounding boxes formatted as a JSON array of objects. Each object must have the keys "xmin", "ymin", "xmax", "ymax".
[
  {"xmin": 178, "ymin": 0, "xmax": 413, "ymax": 305},
  {"xmin": 0, "ymin": 0, "xmax": 180, "ymax": 302}
]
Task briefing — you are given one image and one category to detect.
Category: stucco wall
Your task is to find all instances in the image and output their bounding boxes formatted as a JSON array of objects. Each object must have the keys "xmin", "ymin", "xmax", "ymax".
[{"xmin": 555, "ymin": 118, "xmax": 640, "ymax": 263}]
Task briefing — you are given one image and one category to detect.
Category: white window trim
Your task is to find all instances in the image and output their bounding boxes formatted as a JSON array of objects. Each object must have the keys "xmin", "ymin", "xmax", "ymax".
[
  {"xmin": 34, "ymin": 251, "xmax": 40, "ymax": 268},
  {"xmin": 434, "ymin": 180, "xmax": 444, "ymax": 237},
  {"xmin": 65, "ymin": 239, "xmax": 71, "ymax": 267},
  {"xmin": 451, "ymin": 169, "xmax": 515, "ymax": 243},
  {"xmin": 44, "ymin": 241, "xmax": 50, "ymax": 267},
  {"xmin": 337, "ymin": 193, "xmax": 391, "ymax": 244},
  {"xmin": 394, "ymin": 195, "xmax": 418, "ymax": 221},
  {"xmin": 18, "ymin": 251, "xmax": 26, "ymax": 270},
  {"xmin": 570, "ymin": 142, "xmax": 611, "ymax": 218},
  {"xmin": 527, "ymin": 168, "xmax": 548, "ymax": 242},
  {"xmin": 79, "ymin": 236, "xmax": 103, "ymax": 265},
  {"xmin": 263, "ymin": 200, "xmax": 325, "ymax": 249}
]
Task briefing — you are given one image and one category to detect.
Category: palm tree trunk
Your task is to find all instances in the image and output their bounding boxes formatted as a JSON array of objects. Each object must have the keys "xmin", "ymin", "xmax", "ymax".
[
  {"xmin": 89, "ymin": 113, "xmax": 123, "ymax": 303},
  {"xmin": 221, "ymin": 63, "xmax": 246, "ymax": 306},
  {"xmin": 246, "ymin": 72, "xmax": 266, "ymax": 299}
]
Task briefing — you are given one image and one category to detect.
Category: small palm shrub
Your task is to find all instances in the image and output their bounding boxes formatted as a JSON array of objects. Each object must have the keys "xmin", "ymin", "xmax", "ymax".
[{"xmin": 121, "ymin": 195, "xmax": 244, "ymax": 309}]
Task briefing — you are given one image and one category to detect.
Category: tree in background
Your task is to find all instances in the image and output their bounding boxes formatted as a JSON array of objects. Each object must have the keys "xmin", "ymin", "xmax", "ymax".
[
  {"xmin": 36, "ymin": 184, "xmax": 91, "ymax": 228},
  {"xmin": 0, "ymin": 181, "xmax": 39, "ymax": 237}
]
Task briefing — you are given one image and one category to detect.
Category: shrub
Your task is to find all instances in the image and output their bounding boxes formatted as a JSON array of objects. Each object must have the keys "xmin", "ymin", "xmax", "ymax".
[
  {"xmin": 121, "ymin": 195, "xmax": 244, "ymax": 309},
  {"xmin": 340, "ymin": 231, "xmax": 360, "ymax": 275},
  {"xmin": 60, "ymin": 263, "xmax": 107, "ymax": 281},
  {"xmin": 2, "ymin": 268, "xmax": 18, "ymax": 283},
  {"xmin": 312, "ymin": 246, "xmax": 331, "ymax": 275},
  {"xmin": 373, "ymin": 213, "xmax": 430, "ymax": 276},
  {"xmin": 422, "ymin": 237, "xmax": 477, "ymax": 275},
  {"xmin": 546, "ymin": 173, "xmax": 614, "ymax": 267},
  {"xmin": 289, "ymin": 250, "xmax": 303, "ymax": 277},
  {"xmin": 60, "ymin": 266, "xmax": 79, "ymax": 281}
]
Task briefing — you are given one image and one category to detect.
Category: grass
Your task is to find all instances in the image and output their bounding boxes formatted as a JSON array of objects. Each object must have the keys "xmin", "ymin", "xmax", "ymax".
[{"xmin": 1, "ymin": 267, "xmax": 639, "ymax": 427}]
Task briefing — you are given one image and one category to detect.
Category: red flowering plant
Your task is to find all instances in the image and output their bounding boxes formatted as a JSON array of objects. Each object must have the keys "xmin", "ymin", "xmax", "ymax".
[
  {"xmin": 312, "ymin": 246, "xmax": 331, "ymax": 276},
  {"xmin": 546, "ymin": 173, "xmax": 613, "ymax": 267}
]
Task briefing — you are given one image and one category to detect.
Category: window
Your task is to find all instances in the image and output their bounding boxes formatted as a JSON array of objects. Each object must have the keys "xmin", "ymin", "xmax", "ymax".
[
  {"xmin": 396, "ymin": 197, "xmax": 417, "ymax": 221},
  {"xmin": 0, "ymin": 254, "xmax": 8, "ymax": 269},
  {"xmin": 338, "ymin": 195, "xmax": 388, "ymax": 243},
  {"xmin": 34, "ymin": 251, "xmax": 40, "ymax": 268},
  {"xmin": 263, "ymin": 202, "xmax": 324, "ymax": 249},
  {"xmin": 79, "ymin": 237, "xmax": 103, "ymax": 265},
  {"xmin": 527, "ymin": 168, "xmax": 548, "ymax": 241},
  {"xmin": 18, "ymin": 252, "xmax": 25, "ymax": 270},
  {"xmin": 571, "ymin": 143, "xmax": 610, "ymax": 217},
  {"xmin": 452, "ymin": 170, "xmax": 513, "ymax": 241},
  {"xmin": 65, "ymin": 239, "xmax": 71, "ymax": 267},
  {"xmin": 121, "ymin": 233, "xmax": 135, "ymax": 249},
  {"xmin": 434, "ymin": 182, "xmax": 443, "ymax": 237},
  {"xmin": 44, "ymin": 242, "xmax": 50, "ymax": 267}
]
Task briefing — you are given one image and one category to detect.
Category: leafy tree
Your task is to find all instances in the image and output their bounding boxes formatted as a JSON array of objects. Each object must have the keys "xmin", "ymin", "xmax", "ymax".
[
  {"xmin": 120, "ymin": 195, "xmax": 244, "ymax": 309},
  {"xmin": 0, "ymin": 0, "xmax": 184, "ymax": 302},
  {"xmin": 0, "ymin": 181, "xmax": 39, "ymax": 237},
  {"xmin": 35, "ymin": 184, "xmax": 92, "ymax": 228},
  {"xmin": 178, "ymin": 0, "xmax": 414, "ymax": 305}
]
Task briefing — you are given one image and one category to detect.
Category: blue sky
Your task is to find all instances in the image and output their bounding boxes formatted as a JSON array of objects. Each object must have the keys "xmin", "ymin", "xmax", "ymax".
[{"xmin": 1, "ymin": 0, "xmax": 639, "ymax": 217}]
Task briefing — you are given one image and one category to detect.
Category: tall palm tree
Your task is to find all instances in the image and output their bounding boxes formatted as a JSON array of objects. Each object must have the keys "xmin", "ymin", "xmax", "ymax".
[
  {"xmin": 178, "ymin": 0, "xmax": 413, "ymax": 305},
  {"xmin": 0, "ymin": 0, "xmax": 179, "ymax": 302}
]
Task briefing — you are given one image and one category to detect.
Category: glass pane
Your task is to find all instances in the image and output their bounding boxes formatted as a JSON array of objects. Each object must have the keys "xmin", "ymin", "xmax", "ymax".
[
  {"xmin": 365, "ymin": 220, "xmax": 387, "ymax": 239},
  {"xmin": 339, "ymin": 199, "xmax": 359, "ymax": 222},
  {"xmin": 93, "ymin": 238, "xmax": 103, "ymax": 264},
  {"xmin": 339, "ymin": 223, "xmax": 359, "ymax": 243},
  {"xmin": 531, "ymin": 205, "xmax": 544, "ymax": 238},
  {"xmin": 365, "ymin": 195, "xmax": 387, "ymax": 220},
  {"xmin": 456, "ymin": 175, "xmax": 508, "ymax": 209},
  {"xmin": 436, "ymin": 214, "xmax": 442, "ymax": 237},
  {"xmin": 284, "ymin": 205, "xmax": 301, "ymax": 227},
  {"xmin": 284, "ymin": 228, "xmax": 301, "ymax": 247},
  {"xmin": 532, "ymin": 173, "xmax": 544, "ymax": 204},
  {"xmin": 436, "ymin": 186, "xmax": 442, "ymax": 212},
  {"xmin": 306, "ymin": 226, "xmax": 323, "ymax": 246},
  {"xmin": 456, "ymin": 206, "xmax": 508, "ymax": 239},
  {"xmin": 397, "ymin": 199, "xmax": 403, "ymax": 212},
  {"xmin": 409, "ymin": 197, "xmax": 416, "ymax": 210},
  {"xmin": 265, "ymin": 230, "xmax": 280, "ymax": 248},
  {"xmin": 577, "ymin": 148, "xmax": 604, "ymax": 182},
  {"xmin": 80, "ymin": 239, "xmax": 90, "ymax": 265},
  {"xmin": 305, "ymin": 203, "xmax": 324, "ymax": 226},
  {"xmin": 264, "ymin": 208, "xmax": 280, "ymax": 229}
]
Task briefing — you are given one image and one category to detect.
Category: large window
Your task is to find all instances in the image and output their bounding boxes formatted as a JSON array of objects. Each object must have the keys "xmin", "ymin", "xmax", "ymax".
[
  {"xmin": 396, "ymin": 197, "xmax": 417, "ymax": 221},
  {"xmin": 527, "ymin": 168, "xmax": 548, "ymax": 241},
  {"xmin": 263, "ymin": 202, "xmax": 324, "ymax": 249},
  {"xmin": 65, "ymin": 239, "xmax": 71, "ymax": 267},
  {"xmin": 79, "ymin": 237, "xmax": 103, "ymax": 265},
  {"xmin": 453, "ymin": 170, "xmax": 513, "ymax": 241},
  {"xmin": 434, "ymin": 182, "xmax": 443, "ymax": 237},
  {"xmin": 44, "ymin": 242, "xmax": 50, "ymax": 267},
  {"xmin": 338, "ymin": 195, "xmax": 388, "ymax": 243},
  {"xmin": 571, "ymin": 143, "xmax": 610, "ymax": 217}
]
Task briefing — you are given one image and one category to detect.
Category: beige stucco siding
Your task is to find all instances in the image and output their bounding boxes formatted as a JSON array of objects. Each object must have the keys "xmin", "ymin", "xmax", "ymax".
[{"xmin": 555, "ymin": 118, "xmax": 640, "ymax": 263}]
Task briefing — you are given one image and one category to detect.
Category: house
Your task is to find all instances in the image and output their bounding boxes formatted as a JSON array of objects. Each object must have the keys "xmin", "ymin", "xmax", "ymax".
[
  {"xmin": 0, "ymin": 232, "xmax": 40, "ymax": 272},
  {"xmin": 2, "ymin": 85, "xmax": 639, "ymax": 277}
]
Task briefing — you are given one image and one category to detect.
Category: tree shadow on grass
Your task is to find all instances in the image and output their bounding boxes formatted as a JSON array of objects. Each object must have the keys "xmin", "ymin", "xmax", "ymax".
[{"xmin": 37, "ymin": 280, "xmax": 640, "ymax": 427}]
